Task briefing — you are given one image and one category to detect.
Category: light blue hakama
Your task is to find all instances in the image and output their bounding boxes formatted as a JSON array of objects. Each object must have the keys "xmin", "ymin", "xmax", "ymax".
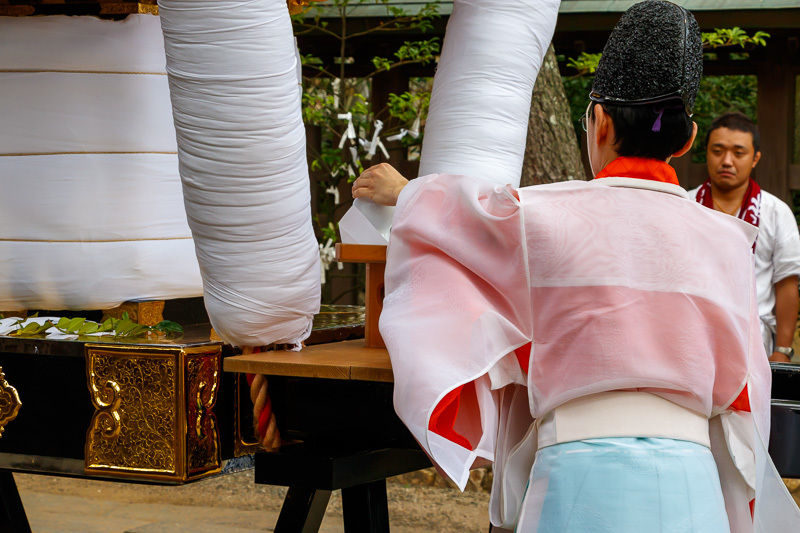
[{"xmin": 519, "ymin": 438, "xmax": 731, "ymax": 532}]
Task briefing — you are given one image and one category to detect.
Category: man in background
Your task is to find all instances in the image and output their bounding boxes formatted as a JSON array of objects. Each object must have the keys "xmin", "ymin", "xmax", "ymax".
[{"xmin": 691, "ymin": 112, "xmax": 800, "ymax": 362}]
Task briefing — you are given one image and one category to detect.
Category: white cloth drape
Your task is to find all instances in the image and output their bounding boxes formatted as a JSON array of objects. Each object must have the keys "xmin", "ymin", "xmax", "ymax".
[
  {"xmin": 159, "ymin": 0, "xmax": 320, "ymax": 347},
  {"xmin": 0, "ymin": 15, "xmax": 202, "ymax": 311},
  {"xmin": 418, "ymin": 0, "xmax": 561, "ymax": 187}
]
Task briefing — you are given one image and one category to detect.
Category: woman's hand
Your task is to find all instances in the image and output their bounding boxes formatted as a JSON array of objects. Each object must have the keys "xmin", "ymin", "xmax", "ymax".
[{"xmin": 352, "ymin": 163, "xmax": 409, "ymax": 206}]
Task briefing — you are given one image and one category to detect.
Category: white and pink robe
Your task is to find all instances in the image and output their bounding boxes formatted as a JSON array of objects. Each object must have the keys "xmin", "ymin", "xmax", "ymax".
[{"xmin": 380, "ymin": 164, "xmax": 800, "ymax": 531}]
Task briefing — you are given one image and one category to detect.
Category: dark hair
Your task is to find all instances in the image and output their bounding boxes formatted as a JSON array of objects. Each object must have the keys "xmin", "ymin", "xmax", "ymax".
[
  {"xmin": 704, "ymin": 112, "xmax": 760, "ymax": 153},
  {"xmin": 590, "ymin": 102, "xmax": 693, "ymax": 160}
]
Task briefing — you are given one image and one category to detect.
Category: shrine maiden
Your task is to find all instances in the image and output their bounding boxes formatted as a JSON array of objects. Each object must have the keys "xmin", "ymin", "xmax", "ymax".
[{"xmin": 353, "ymin": 1, "xmax": 800, "ymax": 531}]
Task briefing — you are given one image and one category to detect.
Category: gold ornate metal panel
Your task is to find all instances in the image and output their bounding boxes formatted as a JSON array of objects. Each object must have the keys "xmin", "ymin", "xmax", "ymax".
[
  {"xmin": 185, "ymin": 349, "xmax": 221, "ymax": 477},
  {"xmin": 0, "ymin": 367, "xmax": 21, "ymax": 437},
  {"xmin": 85, "ymin": 345, "xmax": 183, "ymax": 481},
  {"xmin": 104, "ymin": 300, "xmax": 165, "ymax": 327},
  {"xmin": 84, "ymin": 343, "xmax": 224, "ymax": 482}
]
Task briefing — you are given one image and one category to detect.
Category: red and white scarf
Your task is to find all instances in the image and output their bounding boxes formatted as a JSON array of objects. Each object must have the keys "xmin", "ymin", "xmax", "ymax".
[{"xmin": 695, "ymin": 178, "xmax": 761, "ymax": 250}]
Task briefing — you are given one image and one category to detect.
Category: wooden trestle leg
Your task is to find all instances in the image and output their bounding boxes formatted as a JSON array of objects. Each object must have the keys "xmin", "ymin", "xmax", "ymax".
[
  {"xmin": 0, "ymin": 471, "xmax": 31, "ymax": 533},
  {"xmin": 342, "ymin": 480, "xmax": 390, "ymax": 533},
  {"xmin": 274, "ymin": 486, "xmax": 332, "ymax": 533}
]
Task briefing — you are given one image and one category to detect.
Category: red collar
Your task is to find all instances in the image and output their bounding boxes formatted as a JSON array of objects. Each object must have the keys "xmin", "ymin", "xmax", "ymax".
[{"xmin": 594, "ymin": 157, "xmax": 679, "ymax": 185}]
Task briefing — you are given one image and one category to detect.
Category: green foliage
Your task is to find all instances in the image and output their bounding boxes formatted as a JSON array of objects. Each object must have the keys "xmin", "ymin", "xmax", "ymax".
[
  {"xmin": 691, "ymin": 75, "xmax": 758, "ymax": 163},
  {"xmin": 387, "ymin": 89, "xmax": 431, "ymax": 125},
  {"xmin": 292, "ymin": 0, "xmax": 439, "ymax": 302},
  {"xmin": 791, "ymin": 190, "xmax": 800, "ymax": 227},
  {"xmin": 561, "ymin": 28, "xmax": 769, "ymax": 162},
  {"xmin": 320, "ymin": 221, "xmax": 338, "ymax": 242},
  {"xmin": 562, "ymin": 77, "xmax": 593, "ymax": 142},
  {"xmin": 9, "ymin": 319, "xmax": 54, "ymax": 337},
  {"xmin": 565, "ymin": 52, "xmax": 602, "ymax": 77},
  {"xmin": 702, "ymin": 27, "xmax": 770, "ymax": 50},
  {"xmin": 565, "ymin": 28, "xmax": 770, "ymax": 76},
  {"xmin": 5, "ymin": 312, "xmax": 184, "ymax": 339}
]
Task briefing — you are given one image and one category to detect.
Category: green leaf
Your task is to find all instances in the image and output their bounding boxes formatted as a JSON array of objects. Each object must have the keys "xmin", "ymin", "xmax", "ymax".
[
  {"xmin": 153, "ymin": 321, "xmax": 184, "ymax": 334},
  {"xmin": 67, "ymin": 317, "xmax": 86, "ymax": 332},
  {"xmin": 12, "ymin": 320, "xmax": 54, "ymax": 337},
  {"xmin": 114, "ymin": 319, "xmax": 137, "ymax": 335},
  {"xmin": 371, "ymin": 56, "xmax": 392, "ymax": 72},
  {"xmin": 78, "ymin": 322, "xmax": 100, "ymax": 335}
]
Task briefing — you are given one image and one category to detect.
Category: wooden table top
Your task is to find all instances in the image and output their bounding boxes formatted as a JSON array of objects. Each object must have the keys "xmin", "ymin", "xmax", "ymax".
[{"xmin": 223, "ymin": 339, "xmax": 393, "ymax": 382}]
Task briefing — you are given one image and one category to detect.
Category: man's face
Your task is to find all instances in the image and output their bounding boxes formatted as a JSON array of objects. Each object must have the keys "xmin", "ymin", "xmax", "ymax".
[{"xmin": 706, "ymin": 127, "xmax": 761, "ymax": 191}]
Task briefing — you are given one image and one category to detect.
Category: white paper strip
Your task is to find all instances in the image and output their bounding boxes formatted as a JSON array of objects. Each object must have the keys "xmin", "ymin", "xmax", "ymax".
[{"xmin": 338, "ymin": 198, "xmax": 394, "ymax": 246}]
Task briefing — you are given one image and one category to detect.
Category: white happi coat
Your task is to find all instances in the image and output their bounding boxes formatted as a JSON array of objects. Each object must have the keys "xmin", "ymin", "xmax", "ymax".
[{"xmin": 380, "ymin": 173, "xmax": 800, "ymax": 532}]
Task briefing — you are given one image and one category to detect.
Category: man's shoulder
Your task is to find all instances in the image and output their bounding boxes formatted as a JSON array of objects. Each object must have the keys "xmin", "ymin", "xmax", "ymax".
[
  {"xmin": 756, "ymin": 188, "xmax": 798, "ymax": 232},
  {"xmin": 758, "ymin": 188, "xmax": 792, "ymax": 213}
]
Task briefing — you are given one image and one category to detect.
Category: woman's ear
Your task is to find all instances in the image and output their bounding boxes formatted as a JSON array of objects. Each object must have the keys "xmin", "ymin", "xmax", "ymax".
[
  {"xmin": 672, "ymin": 121, "xmax": 698, "ymax": 158},
  {"xmin": 593, "ymin": 104, "xmax": 610, "ymax": 146}
]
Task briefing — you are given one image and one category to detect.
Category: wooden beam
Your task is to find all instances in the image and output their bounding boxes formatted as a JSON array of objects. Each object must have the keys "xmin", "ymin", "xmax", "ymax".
[
  {"xmin": 670, "ymin": 157, "xmax": 708, "ymax": 191},
  {"xmin": 757, "ymin": 64, "xmax": 796, "ymax": 203},
  {"xmin": 789, "ymin": 164, "xmax": 800, "ymax": 190}
]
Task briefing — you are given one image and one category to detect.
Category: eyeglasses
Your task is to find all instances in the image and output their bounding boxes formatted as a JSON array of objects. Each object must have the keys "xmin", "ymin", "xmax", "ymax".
[{"xmin": 580, "ymin": 103, "xmax": 591, "ymax": 132}]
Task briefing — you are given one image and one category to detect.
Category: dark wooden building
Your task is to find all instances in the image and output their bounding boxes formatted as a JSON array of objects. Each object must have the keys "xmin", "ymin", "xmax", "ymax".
[
  {"xmin": 555, "ymin": 0, "xmax": 800, "ymax": 201},
  {"xmin": 3, "ymin": 0, "xmax": 797, "ymax": 198},
  {"xmin": 296, "ymin": 0, "xmax": 800, "ymax": 200}
]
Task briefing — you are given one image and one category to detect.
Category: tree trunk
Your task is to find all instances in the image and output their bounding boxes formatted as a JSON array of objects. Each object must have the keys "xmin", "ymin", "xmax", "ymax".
[{"xmin": 521, "ymin": 44, "xmax": 587, "ymax": 186}]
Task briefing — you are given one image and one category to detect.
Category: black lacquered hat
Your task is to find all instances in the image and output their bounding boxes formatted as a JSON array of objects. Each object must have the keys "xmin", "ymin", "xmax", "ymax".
[{"xmin": 590, "ymin": 0, "xmax": 703, "ymax": 116}]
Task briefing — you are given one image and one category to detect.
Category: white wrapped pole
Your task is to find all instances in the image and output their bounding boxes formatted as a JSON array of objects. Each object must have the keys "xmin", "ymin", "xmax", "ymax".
[
  {"xmin": 418, "ymin": 0, "xmax": 561, "ymax": 187},
  {"xmin": 159, "ymin": 0, "xmax": 321, "ymax": 347}
]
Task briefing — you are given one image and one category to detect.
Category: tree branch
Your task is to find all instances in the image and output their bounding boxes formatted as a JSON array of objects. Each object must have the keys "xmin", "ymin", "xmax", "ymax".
[
  {"xmin": 346, "ymin": 17, "xmax": 422, "ymax": 40},
  {"xmin": 362, "ymin": 57, "xmax": 435, "ymax": 81},
  {"xmin": 292, "ymin": 22, "xmax": 342, "ymax": 40}
]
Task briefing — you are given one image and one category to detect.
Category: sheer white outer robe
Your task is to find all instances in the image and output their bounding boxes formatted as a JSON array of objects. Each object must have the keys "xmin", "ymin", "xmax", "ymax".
[{"xmin": 380, "ymin": 174, "xmax": 800, "ymax": 531}]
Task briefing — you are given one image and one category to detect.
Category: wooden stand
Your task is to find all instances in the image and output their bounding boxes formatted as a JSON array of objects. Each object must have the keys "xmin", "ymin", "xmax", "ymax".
[
  {"xmin": 224, "ymin": 340, "xmax": 430, "ymax": 533},
  {"xmin": 335, "ymin": 244, "xmax": 387, "ymax": 348}
]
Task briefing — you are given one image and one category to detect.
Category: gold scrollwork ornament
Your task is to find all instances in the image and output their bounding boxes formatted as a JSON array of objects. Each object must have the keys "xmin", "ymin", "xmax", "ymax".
[{"xmin": 0, "ymin": 368, "xmax": 21, "ymax": 437}]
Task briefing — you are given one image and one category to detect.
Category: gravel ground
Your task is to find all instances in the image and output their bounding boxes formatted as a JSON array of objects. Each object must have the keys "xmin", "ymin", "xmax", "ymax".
[{"xmin": 15, "ymin": 469, "xmax": 491, "ymax": 532}]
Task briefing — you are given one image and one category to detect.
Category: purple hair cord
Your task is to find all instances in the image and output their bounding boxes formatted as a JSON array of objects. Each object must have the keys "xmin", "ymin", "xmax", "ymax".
[
  {"xmin": 652, "ymin": 108, "xmax": 665, "ymax": 132},
  {"xmin": 652, "ymin": 104, "xmax": 686, "ymax": 132}
]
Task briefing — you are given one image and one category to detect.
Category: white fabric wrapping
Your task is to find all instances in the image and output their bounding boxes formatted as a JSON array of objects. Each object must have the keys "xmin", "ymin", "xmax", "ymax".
[
  {"xmin": 0, "ymin": 15, "xmax": 168, "ymax": 72},
  {"xmin": 159, "ymin": 0, "xmax": 320, "ymax": 346},
  {"xmin": 0, "ymin": 73, "xmax": 176, "ymax": 154},
  {"xmin": 0, "ymin": 15, "xmax": 203, "ymax": 310},
  {"xmin": 418, "ymin": 0, "xmax": 561, "ymax": 187}
]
